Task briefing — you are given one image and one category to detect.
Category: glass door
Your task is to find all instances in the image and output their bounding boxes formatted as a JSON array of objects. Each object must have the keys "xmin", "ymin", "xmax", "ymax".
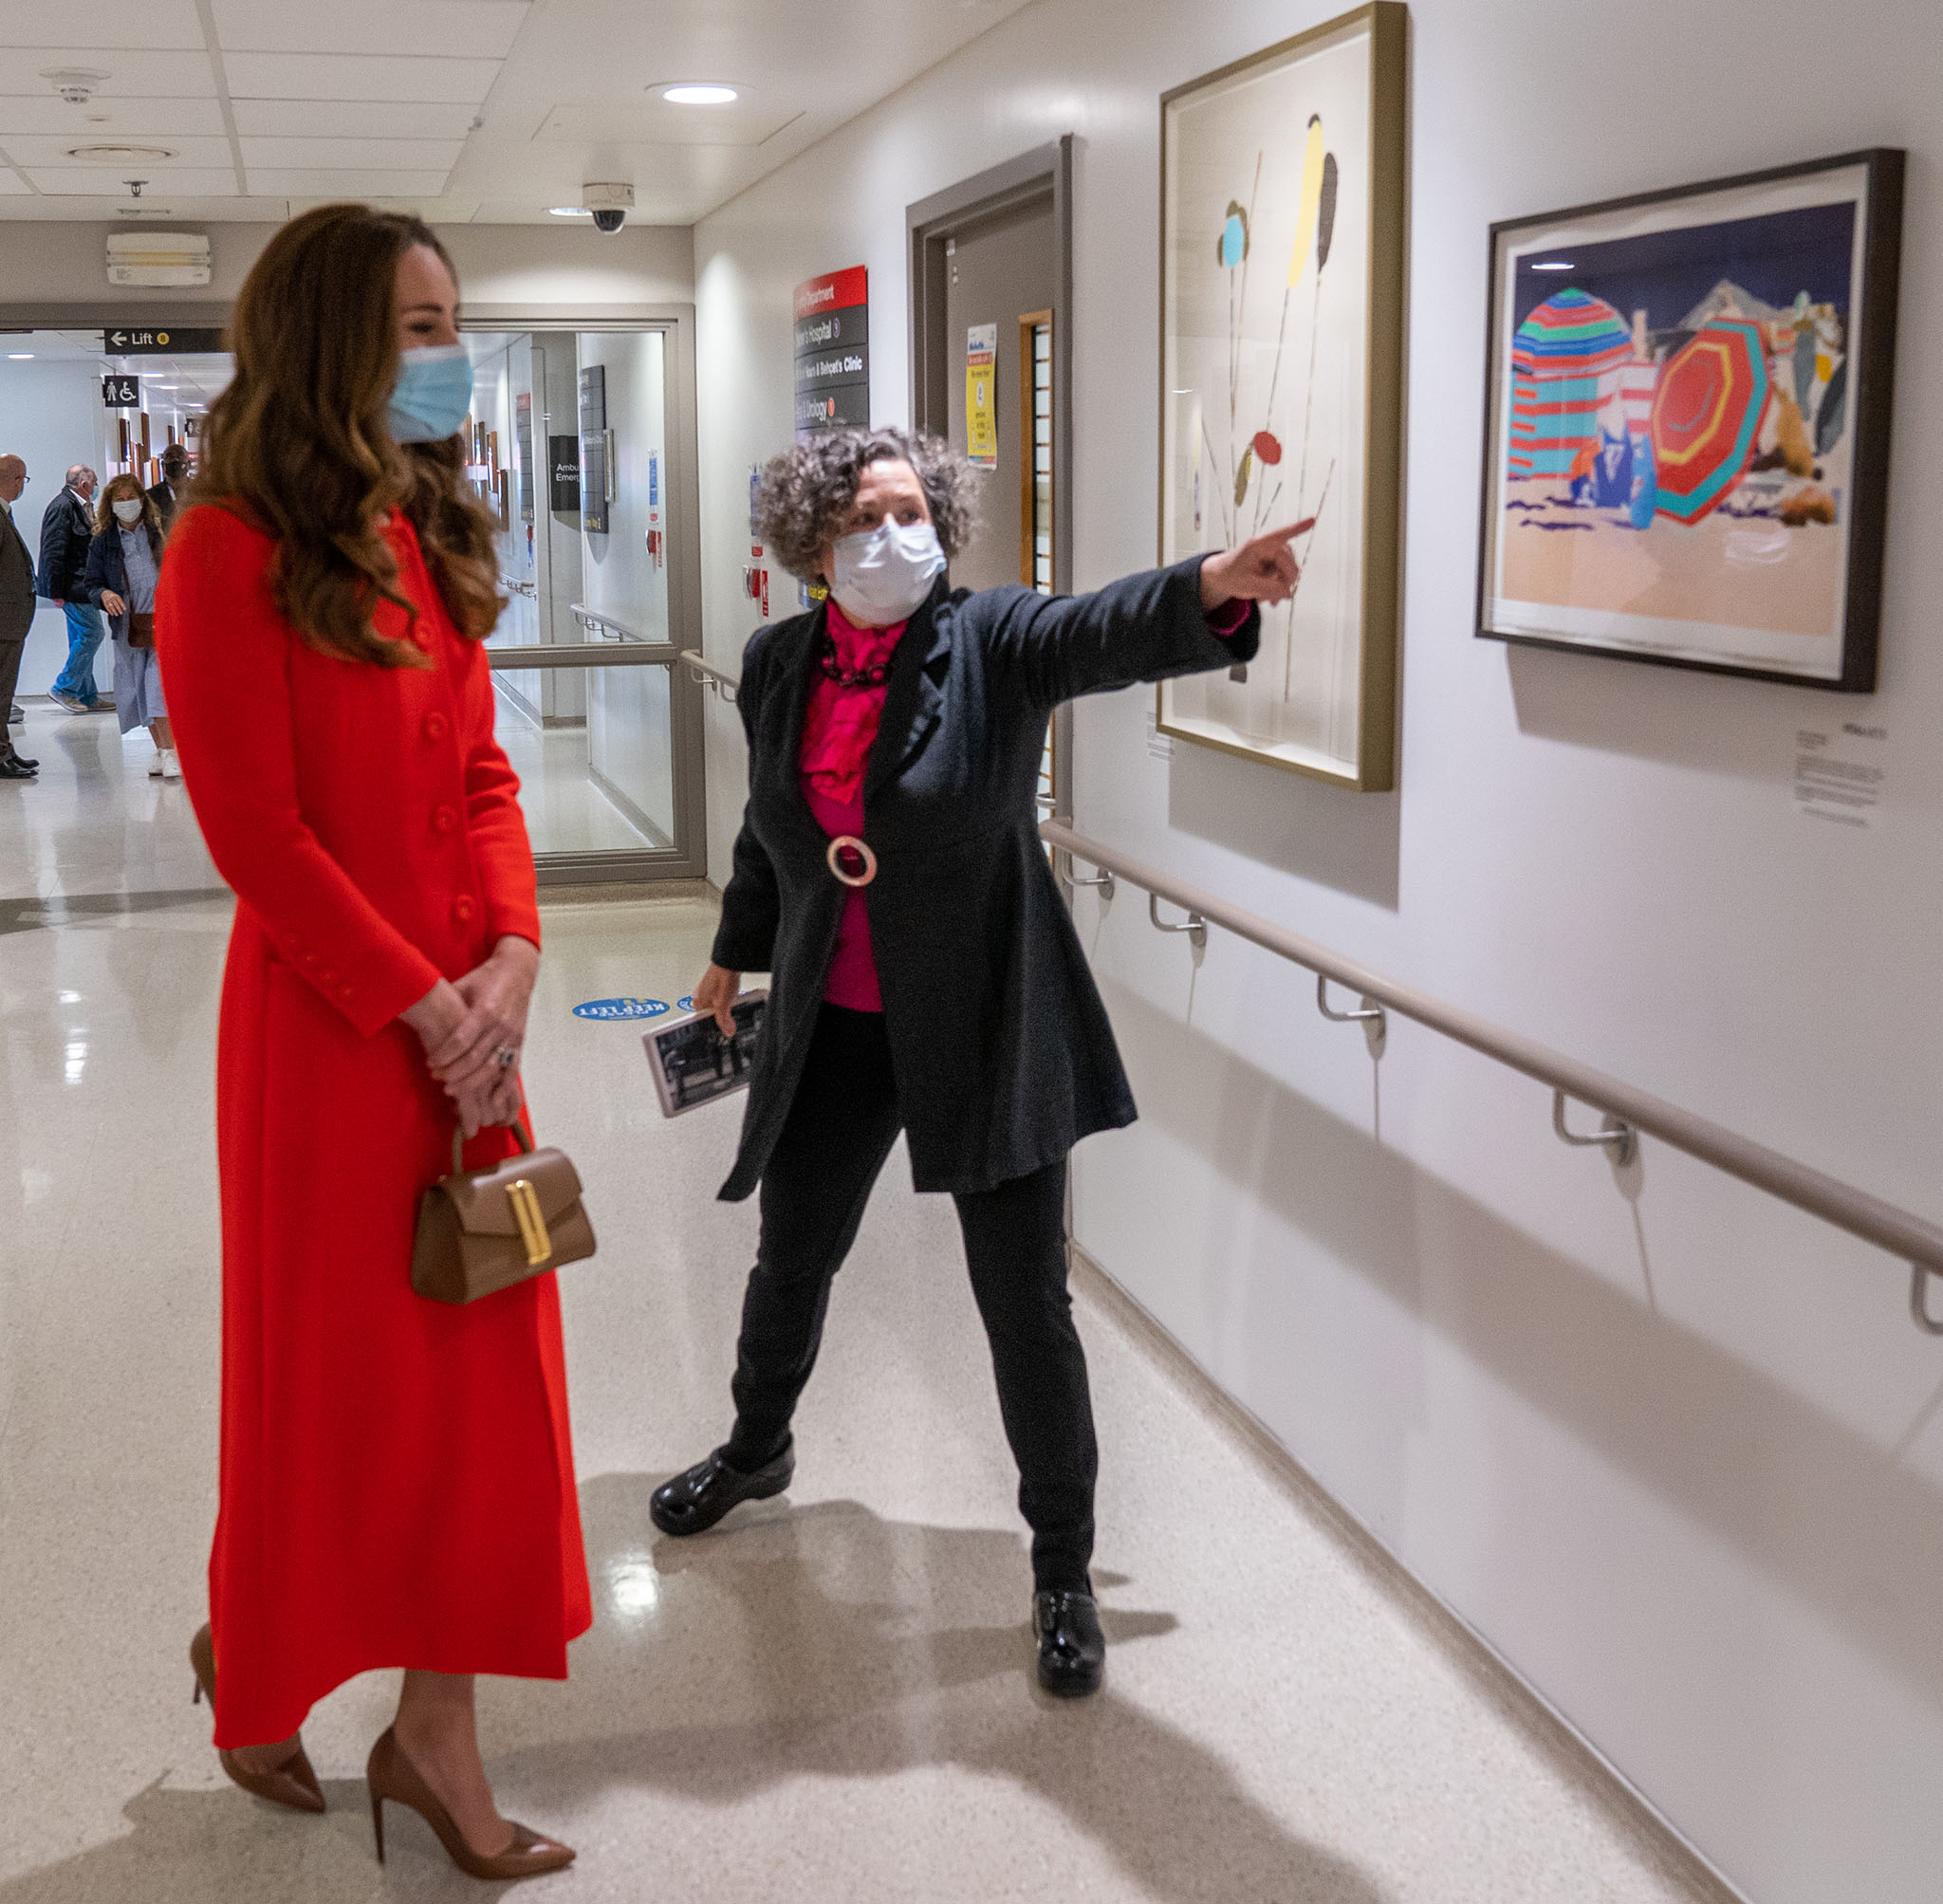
[{"xmin": 463, "ymin": 323, "xmax": 703, "ymax": 881}]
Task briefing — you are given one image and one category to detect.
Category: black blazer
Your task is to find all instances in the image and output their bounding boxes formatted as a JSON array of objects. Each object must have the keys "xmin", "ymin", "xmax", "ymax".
[
  {"xmin": 0, "ymin": 508, "xmax": 36, "ymax": 642},
  {"xmin": 712, "ymin": 554, "xmax": 1259, "ymax": 1201},
  {"xmin": 37, "ymin": 488, "xmax": 93, "ymax": 600},
  {"xmin": 82, "ymin": 522, "xmax": 166, "ymax": 639}
]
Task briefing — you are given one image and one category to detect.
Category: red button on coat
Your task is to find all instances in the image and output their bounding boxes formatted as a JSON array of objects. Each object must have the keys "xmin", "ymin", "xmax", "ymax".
[
  {"xmin": 431, "ymin": 804, "xmax": 457, "ymax": 835},
  {"xmin": 423, "ymin": 712, "xmax": 450, "ymax": 742},
  {"xmin": 453, "ymin": 895, "xmax": 477, "ymax": 923}
]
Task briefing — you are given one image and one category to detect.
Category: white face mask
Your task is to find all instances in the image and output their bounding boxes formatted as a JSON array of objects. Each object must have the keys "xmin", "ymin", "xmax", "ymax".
[
  {"xmin": 112, "ymin": 498, "xmax": 143, "ymax": 525},
  {"xmin": 829, "ymin": 519, "xmax": 946, "ymax": 626}
]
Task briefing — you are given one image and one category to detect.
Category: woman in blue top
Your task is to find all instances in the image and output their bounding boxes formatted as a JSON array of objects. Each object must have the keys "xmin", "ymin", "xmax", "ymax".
[{"xmin": 83, "ymin": 472, "xmax": 176, "ymax": 778}]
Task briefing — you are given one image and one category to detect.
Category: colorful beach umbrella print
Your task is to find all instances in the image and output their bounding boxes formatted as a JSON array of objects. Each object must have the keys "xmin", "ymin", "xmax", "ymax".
[
  {"xmin": 1508, "ymin": 288, "xmax": 1632, "ymax": 478},
  {"xmin": 1649, "ymin": 318, "xmax": 1771, "ymax": 523}
]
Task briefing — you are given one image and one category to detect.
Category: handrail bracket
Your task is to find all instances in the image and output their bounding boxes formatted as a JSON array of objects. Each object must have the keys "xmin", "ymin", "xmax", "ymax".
[
  {"xmin": 1910, "ymin": 1266, "xmax": 1943, "ymax": 1337},
  {"xmin": 1318, "ymin": 975, "xmax": 1387, "ymax": 1057},
  {"xmin": 1059, "ymin": 850, "xmax": 1114, "ymax": 901},
  {"xmin": 1552, "ymin": 1090, "xmax": 1637, "ymax": 1169},
  {"xmin": 1148, "ymin": 891, "xmax": 1206, "ymax": 952}
]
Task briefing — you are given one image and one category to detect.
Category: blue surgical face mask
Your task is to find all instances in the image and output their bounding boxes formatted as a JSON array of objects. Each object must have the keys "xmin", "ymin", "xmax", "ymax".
[
  {"xmin": 830, "ymin": 518, "xmax": 946, "ymax": 626},
  {"xmin": 387, "ymin": 343, "xmax": 473, "ymax": 444}
]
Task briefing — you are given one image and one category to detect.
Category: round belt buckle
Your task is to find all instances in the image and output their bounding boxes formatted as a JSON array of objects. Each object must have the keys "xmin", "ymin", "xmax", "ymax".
[{"xmin": 826, "ymin": 834, "xmax": 878, "ymax": 888}]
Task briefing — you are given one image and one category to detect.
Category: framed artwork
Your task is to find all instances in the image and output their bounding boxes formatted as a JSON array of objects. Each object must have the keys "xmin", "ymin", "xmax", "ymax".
[
  {"xmin": 1478, "ymin": 149, "xmax": 1904, "ymax": 690},
  {"xmin": 1157, "ymin": 2, "xmax": 1407, "ymax": 790}
]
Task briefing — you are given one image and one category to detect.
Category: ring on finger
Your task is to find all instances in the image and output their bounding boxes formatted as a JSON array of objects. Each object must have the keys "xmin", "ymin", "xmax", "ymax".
[{"xmin": 492, "ymin": 1044, "xmax": 519, "ymax": 1070}]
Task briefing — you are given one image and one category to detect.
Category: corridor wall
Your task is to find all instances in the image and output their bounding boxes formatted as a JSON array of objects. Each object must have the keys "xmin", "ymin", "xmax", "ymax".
[
  {"xmin": 0, "ymin": 358, "xmax": 120, "ymax": 699},
  {"xmin": 0, "ymin": 220, "xmax": 695, "ymax": 312},
  {"xmin": 689, "ymin": 3, "xmax": 1943, "ymax": 1899}
]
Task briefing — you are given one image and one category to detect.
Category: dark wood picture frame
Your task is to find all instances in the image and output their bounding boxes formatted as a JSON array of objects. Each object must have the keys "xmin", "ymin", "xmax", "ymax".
[{"xmin": 1476, "ymin": 147, "xmax": 1904, "ymax": 693}]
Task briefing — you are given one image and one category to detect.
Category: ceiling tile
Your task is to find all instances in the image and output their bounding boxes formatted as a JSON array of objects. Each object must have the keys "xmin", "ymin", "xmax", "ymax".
[
  {"xmin": 533, "ymin": 101, "xmax": 804, "ymax": 149},
  {"xmin": 221, "ymin": 52, "xmax": 503, "ymax": 104},
  {"xmin": 239, "ymin": 137, "xmax": 462, "ymax": 169},
  {"xmin": 0, "ymin": 49, "xmax": 218, "ymax": 98},
  {"xmin": 213, "ymin": 0, "xmax": 529, "ymax": 60},
  {"xmin": 0, "ymin": 1, "xmax": 204, "ymax": 50},
  {"xmin": 245, "ymin": 168, "xmax": 454, "ymax": 196},
  {"xmin": 26, "ymin": 166, "xmax": 239, "ymax": 195},
  {"xmin": 0, "ymin": 96, "xmax": 227, "ymax": 137},
  {"xmin": 231, "ymin": 98, "xmax": 477, "ymax": 139},
  {"xmin": 0, "ymin": 134, "xmax": 234, "ymax": 168}
]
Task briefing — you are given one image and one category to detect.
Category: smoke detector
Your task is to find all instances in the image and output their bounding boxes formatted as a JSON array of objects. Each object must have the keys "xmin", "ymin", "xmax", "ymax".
[{"xmin": 42, "ymin": 67, "xmax": 109, "ymax": 106}]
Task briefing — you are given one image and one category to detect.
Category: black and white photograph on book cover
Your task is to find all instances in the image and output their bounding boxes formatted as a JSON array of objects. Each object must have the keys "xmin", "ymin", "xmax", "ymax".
[{"xmin": 644, "ymin": 990, "xmax": 768, "ymax": 1118}]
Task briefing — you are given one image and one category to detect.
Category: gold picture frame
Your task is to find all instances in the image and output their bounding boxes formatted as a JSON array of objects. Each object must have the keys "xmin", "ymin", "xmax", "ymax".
[{"xmin": 1156, "ymin": 1, "xmax": 1407, "ymax": 790}]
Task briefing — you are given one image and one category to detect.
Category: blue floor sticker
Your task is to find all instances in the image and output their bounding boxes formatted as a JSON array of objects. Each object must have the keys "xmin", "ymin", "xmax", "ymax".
[
  {"xmin": 676, "ymin": 995, "xmax": 694, "ymax": 1012},
  {"xmin": 572, "ymin": 997, "xmax": 670, "ymax": 1022}
]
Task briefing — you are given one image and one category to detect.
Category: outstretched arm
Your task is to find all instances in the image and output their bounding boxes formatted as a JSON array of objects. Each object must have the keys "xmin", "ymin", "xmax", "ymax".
[{"xmin": 981, "ymin": 516, "xmax": 1310, "ymax": 709}]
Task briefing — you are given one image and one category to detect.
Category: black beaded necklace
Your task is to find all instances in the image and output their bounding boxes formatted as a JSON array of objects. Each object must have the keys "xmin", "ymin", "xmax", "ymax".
[{"xmin": 816, "ymin": 629, "xmax": 895, "ymax": 690}]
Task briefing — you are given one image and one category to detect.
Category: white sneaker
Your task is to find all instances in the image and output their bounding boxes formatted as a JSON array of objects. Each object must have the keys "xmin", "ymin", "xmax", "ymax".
[
  {"xmin": 160, "ymin": 749, "xmax": 182, "ymax": 781},
  {"xmin": 148, "ymin": 753, "xmax": 165, "ymax": 777}
]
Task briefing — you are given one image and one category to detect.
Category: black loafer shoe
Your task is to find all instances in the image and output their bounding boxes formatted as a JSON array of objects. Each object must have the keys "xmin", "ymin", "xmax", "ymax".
[
  {"xmin": 11, "ymin": 754, "xmax": 36, "ymax": 769},
  {"xmin": 650, "ymin": 1441, "xmax": 793, "ymax": 1537},
  {"xmin": 1034, "ymin": 1588, "xmax": 1105, "ymax": 1697},
  {"xmin": 0, "ymin": 756, "xmax": 36, "ymax": 779}
]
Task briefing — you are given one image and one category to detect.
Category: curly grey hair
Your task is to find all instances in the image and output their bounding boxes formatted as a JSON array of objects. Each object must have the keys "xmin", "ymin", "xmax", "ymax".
[{"xmin": 755, "ymin": 426, "xmax": 978, "ymax": 581}]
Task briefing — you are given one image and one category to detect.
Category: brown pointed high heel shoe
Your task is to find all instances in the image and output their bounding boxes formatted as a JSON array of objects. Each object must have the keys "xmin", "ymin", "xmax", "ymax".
[
  {"xmin": 366, "ymin": 1727, "xmax": 574, "ymax": 1881},
  {"xmin": 188, "ymin": 1624, "xmax": 326, "ymax": 1814}
]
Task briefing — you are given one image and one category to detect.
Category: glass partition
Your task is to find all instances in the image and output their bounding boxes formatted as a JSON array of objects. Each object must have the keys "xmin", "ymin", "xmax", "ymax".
[{"xmin": 462, "ymin": 323, "xmax": 695, "ymax": 878}]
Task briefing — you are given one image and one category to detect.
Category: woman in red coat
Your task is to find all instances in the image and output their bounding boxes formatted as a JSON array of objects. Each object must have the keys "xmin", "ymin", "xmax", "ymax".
[{"xmin": 157, "ymin": 205, "xmax": 588, "ymax": 1881}]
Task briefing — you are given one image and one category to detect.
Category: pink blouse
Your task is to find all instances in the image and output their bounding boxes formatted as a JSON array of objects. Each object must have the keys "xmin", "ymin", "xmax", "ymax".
[{"xmin": 799, "ymin": 590, "xmax": 1252, "ymax": 1013}]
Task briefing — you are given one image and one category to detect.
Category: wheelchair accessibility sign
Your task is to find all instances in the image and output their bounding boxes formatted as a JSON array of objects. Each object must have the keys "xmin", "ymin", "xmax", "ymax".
[{"xmin": 572, "ymin": 997, "xmax": 669, "ymax": 1022}]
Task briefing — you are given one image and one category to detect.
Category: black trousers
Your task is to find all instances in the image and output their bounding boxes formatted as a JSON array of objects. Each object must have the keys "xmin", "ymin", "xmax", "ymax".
[{"xmin": 725, "ymin": 1004, "xmax": 1098, "ymax": 1591}]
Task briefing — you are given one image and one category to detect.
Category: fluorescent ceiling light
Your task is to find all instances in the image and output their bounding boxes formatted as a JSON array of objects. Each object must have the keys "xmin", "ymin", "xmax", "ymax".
[
  {"xmin": 547, "ymin": 205, "xmax": 592, "ymax": 217},
  {"xmin": 1530, "ymin": 260, "xmax": 1575, "ymax": 271},
  {"xmin": 8, "ymin": 353, "xmax": 31, "ymax": 360},
  {"xmin": 660, "ymin": 83, "xmax": 738, "ymax": 105}
]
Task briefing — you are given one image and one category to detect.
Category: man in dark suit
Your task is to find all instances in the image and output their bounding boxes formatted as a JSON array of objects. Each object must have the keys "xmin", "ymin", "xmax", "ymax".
[
  {"xmin": 39, "ymin": 462, "xmax": 107, "ymax": 713},
  {"xmin": 148, "ymin": 443, "xmax": 191, "ymax": 531},
  {"xmin": 0, "ymin": 454, "xmax": 41, "ymax": 778}
]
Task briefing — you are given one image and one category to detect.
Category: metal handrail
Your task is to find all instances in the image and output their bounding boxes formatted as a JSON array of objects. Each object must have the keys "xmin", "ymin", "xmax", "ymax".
[
  {"xmin": 569, "ymin": 603, "xmax": 650, "ymax": 643},
  {"xmin": 1041, "ymin": 818, "xmax": 1943, "ymax": 1325},
  {"xmin": 679, "ymin": 648, "xmax": 740, "ymax": 705}
]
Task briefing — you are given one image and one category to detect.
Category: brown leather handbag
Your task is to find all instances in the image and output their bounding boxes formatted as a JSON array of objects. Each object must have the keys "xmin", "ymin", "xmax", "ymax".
[
  {"xmin": 127, "ymin": 611, "xmax": 155, "ymax": 649},
  {"xmin": 411, "ymin": 1118, "xmax": 595, "ymax": 1304}
]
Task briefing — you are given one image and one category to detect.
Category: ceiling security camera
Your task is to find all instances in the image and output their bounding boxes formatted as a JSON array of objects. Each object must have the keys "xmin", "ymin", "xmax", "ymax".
[{"xmin": 582, "ymin": 181, "xmax": 634, "ymax": 234}]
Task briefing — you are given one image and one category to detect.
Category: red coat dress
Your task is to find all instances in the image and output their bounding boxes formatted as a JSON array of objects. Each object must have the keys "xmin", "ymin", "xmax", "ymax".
[{"xmin": 157, "ymin": 504, "xmax": 591, "ymax": 1747}]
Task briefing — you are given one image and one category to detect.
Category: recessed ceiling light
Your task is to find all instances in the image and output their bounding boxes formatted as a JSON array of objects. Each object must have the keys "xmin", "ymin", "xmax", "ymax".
[
  {"xmin": 547, "ymin": 204, "xmax": 592, "ymax": 217},
  {"xmin": 8, "ymin": 353, "xmax": 31, "ymax": 360},
  {"xmin": 660, "ymin": 83, "xmax": 738, "ymax": 105}
]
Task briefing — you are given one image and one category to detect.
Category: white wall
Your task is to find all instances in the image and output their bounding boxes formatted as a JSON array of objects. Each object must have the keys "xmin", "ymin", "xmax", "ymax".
[
  {"xmin": 0, "ymin": 360, "xmax": 121, "ymax": 698},
  {"xmin": 0, "ymin": 220, "xmax": 694, "ymax": 314},
  {"xmin": 689, "ymin": 3, "xmax": 1943, "ymax": 1899}
]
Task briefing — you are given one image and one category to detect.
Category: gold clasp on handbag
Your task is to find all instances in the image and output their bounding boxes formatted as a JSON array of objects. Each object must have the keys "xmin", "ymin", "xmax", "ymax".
[{"xmin": 506, "ymin": 1177, "xmax": 552, "ymax": 1266}]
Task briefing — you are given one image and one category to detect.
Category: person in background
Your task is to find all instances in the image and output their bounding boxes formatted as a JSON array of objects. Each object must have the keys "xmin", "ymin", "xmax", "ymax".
[
  {"xmin": 653, "ymin": 424, "xmax": 1305, "ymax": 1699},
  {"xmin": 83, "ymin": 472, "xmax": 177, "ymax": 779},
  {"xmin": 148, "ymin": 443, "xmax": 192, "ymax": 532},
  {"xmin": 158, "ymin": 201, "xmax": 584, "ymax": 1883},
  {"xmin": 40, "ymin": 462, "xmax": 110, "ymax": 714},
  {"xmin": 0, "ymin": 454, "xmax": 39, "ymax": 779}
]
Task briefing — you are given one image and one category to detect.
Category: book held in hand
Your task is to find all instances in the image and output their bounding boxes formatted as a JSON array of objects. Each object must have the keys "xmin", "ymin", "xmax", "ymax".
[{"xmin": 644, "ymin": 990, "xmax": 767, "ymax": 1118}]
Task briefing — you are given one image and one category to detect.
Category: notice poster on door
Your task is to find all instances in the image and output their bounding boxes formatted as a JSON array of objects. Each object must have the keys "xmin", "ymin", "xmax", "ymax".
[
  {"xmin": 966, "ymin": 323, "xmax": 998, "ymax": 468},
  {"xmin": 794, "ymin": 267, "xmax": 869, "ymax": 438}
]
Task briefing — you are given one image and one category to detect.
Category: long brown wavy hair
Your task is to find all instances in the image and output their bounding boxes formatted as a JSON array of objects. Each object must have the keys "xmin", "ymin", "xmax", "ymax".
[{"xmin": 194, "ymin": 204, "xmax": 502, "ymax": 668}]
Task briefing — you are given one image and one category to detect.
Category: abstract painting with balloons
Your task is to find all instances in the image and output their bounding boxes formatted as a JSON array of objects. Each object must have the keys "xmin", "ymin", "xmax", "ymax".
[
  {"xmin": 1479, "ymin": 149, "xmax": 1904, "ymax": 691},
  {"xmin": 1157, "ymin": 2, "xmax": 1407, "ymax": 788}
]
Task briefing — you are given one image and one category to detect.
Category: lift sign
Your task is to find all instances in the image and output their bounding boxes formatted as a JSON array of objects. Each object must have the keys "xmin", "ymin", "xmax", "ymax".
[{"xmin": 572, "ymin": 996, "xmax": 670, "ymax": 1022}]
